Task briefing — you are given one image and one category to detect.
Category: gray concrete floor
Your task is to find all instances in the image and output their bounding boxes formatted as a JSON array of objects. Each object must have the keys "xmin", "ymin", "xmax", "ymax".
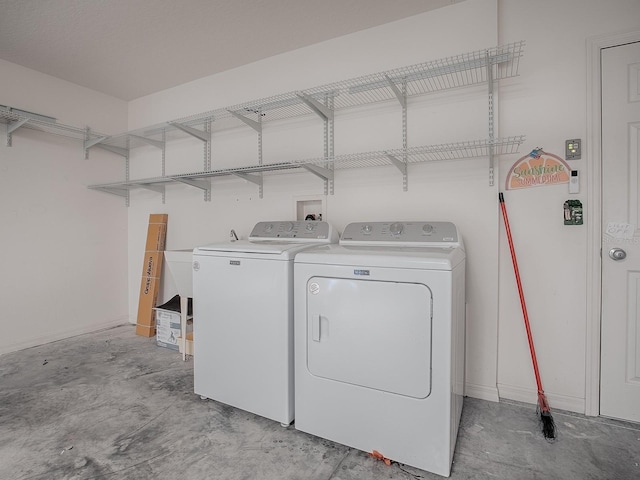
[{"xmin": 1, "ymin": 325, "xmax": 638, "ymax": 480}]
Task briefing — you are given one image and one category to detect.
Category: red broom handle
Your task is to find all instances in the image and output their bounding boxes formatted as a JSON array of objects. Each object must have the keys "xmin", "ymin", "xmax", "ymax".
[{"xmin": 499, "ymin": 193, "xmax": 545, "ymax": 397}]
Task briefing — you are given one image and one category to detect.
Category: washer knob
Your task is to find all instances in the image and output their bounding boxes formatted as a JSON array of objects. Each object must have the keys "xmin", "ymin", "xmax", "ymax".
[
  {"xmin": 422, "ymin": 224, "xmax": 434, "ymax": 234},
  {"xmin": 389, "ymin": 222, "xmax": 404, "ymax": 235},
  {"xmin": 362, "ymin": 224, "xmax": 373, "ymax": 234},
  {"xmin": 283, "ymin": 222, "xmax": 294, "ymax": 232},
  {"xmin": 306, "ymin": 223, "xmax": 315, "ymax": 231},
  {"xmin": 264, "ymin": 223, "xmax": 274, "ymax": 232}
]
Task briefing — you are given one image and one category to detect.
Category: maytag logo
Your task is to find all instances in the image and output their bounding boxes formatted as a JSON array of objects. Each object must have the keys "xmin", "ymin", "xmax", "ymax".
[
  {"xmin": 230, "ymin": 260, "xmax": 241, "ymax": 266},
  {"xmin": 354, "ymin": 269, "xmax": 370, "ymax": 276}
]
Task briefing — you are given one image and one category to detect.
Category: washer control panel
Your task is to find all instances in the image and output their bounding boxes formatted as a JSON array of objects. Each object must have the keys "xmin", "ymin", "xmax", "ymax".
[
  {"xmin": 249, "ymin": 221, "xmax": 337, "ymax": 242},
  {"xmin": 340, "ymin": 221, "xmax": 460, "ymax": 247}
]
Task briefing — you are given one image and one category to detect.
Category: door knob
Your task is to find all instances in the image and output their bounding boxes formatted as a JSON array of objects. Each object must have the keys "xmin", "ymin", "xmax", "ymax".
[{"xmin": 609, "ymin": 248, "xmax": 627, "ymax": 261}]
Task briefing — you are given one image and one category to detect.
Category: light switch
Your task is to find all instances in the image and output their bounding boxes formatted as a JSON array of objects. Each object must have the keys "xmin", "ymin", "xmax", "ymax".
[{"xmin": 566, "ymin": 139, "xmax": 581, "ymax": 160}]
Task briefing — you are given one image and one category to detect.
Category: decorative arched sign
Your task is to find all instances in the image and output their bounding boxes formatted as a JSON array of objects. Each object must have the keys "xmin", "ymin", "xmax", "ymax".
[{"xmin": 506, "ymin": 148, "xmax": 571, "ymax": 190}]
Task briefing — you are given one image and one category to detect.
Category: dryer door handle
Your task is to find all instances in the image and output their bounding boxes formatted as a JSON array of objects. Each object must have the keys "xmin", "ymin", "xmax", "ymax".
[{"xmin": 312, "ymin": 314, "xmax": 321, "ymax": 342}]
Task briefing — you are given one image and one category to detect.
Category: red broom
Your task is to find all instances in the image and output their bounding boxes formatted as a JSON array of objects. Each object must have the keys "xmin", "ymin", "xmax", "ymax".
[{"xmin": 499, "ymin": 192, "xmax": 556, "ymax": 439}]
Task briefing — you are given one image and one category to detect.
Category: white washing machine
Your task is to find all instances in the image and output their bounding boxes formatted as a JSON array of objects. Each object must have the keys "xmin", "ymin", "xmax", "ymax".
[
  {"xmin": 294, "ymin": 221, "xmax": 465, "ymax": 477},
  {"xmin": 192, "ymin": 221, "xmax": 338, "ymax": 426}
]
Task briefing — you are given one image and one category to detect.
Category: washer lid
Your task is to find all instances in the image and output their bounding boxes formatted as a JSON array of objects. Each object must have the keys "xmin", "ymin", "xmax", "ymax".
[{"xmin": 194, "ymin": 240, "xmax": 315, "ymax": 258}]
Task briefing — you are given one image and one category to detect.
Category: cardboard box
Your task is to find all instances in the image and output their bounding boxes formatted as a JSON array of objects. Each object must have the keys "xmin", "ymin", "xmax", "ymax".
[
  {"xmin": 145, "ymin": 221, "xmax": 167, "ymax": 252},
  {"xmin": 155, "ymin": 309, "xmax": 193, "ymax": 350},
  {"xmin": 135, "ymin": 214, "xmax": 168, "ymax": 337},
  {"xmin": 154, "ymin": 296, "xmax": 193, "ymax": 351}
]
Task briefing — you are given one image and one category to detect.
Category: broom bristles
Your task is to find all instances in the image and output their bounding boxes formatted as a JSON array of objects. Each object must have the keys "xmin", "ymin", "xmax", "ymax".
[
  {"xmin": 540, "ymin": 410, "xmax": 556, "ymax": 440},
  {"xmin": 537, "ymin": 391, "xmax": 556, "ymax": 440}
]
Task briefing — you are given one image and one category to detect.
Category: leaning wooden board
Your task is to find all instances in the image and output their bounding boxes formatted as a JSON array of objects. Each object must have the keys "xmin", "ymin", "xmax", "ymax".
[{"xmin": 135, "ymin": 214, "xmax": 168, "ymax": 337}]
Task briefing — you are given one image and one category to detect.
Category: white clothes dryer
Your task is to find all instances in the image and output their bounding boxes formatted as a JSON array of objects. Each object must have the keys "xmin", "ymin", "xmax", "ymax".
[
  {"xmin": 294, "ymin": 221, "xmax": 465, "ymax": 477},
  {"xmin": 193, "ymin": 221, "xmax": 338, "ymax": 426}
]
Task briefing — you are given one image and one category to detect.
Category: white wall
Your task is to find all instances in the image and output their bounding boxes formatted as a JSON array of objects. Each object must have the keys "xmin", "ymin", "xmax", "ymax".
[
  {"xmin": 497, "ymin": 0, "xmax": 640, "ymax": 413},
  {"xmin": 0, "ymin": 60, "xmax": 129, "ymax": 354},
  {"xmin": 127, "ymin": 0, "xmax": 502, "ymax": 402}
]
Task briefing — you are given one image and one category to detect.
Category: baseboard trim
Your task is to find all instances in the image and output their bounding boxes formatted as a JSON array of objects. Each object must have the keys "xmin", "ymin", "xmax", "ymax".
[
  {"xmin": 465, "ymin": 383, "xmax": 500, "ymax": 402},
  {"xmin": 0, "ymin": 316, "xmax": 130, "ymax": 356},
  {"xmin": 497, "ymin": 383, "xmax": 585, "ymax": 414}
]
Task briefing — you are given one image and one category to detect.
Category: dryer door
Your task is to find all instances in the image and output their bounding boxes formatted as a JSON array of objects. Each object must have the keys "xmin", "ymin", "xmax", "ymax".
[{"xmin": 306, "ymin": 277, "xmax": 432, "ymax": 399}]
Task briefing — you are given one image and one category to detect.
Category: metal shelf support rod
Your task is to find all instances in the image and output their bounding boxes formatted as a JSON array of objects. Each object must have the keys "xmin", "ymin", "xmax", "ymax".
[
  {"xmin": 125, "ymin": 136, "xmax": 130, "ymax": 207},
  {"xmin": 204, "ymin": 119, "xmax": 212, "ymax": 201},
  {"xmin": 257, "ymin": 112, "xmax": 263, "ymax": 198},
  {"xmin": 401, "ymin": 79, "xmax": 408, "ymax": 191},
  {"xmin": 161, "ymin": 129, "xmax": 166, "ymax": 204},
  {"xmin": 486, "ymin": 52, "xmax": 495, "ymax": 186}
]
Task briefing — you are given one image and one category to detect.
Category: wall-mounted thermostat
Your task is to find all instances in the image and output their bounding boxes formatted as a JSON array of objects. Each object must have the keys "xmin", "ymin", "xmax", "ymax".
[{"xmin": 565, "ymin": 139, "xmax": 581, "ymax": 160}]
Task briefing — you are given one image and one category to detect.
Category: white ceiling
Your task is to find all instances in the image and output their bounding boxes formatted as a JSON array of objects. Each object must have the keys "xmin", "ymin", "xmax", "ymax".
[{"xmin": 0, "ymin": 0, "xmax": 458, "ymax": 101}]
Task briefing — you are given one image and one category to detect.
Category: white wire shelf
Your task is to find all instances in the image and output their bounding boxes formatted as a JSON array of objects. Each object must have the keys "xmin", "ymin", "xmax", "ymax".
[
  {"xmin": 0, "ymin": 106, "xmax": 107, "ymax": 146},
  {"xmin": 88, "ymin": 136, "xmax": 525, "ymax": 196},
  {"xmin": 2, "ymin": 42, "xmax": 525, "ymax": 200},
  {"xmin": 95, "ymin": 41, "xmax": 524, "ymax": 151},
  {"xmin": 2, "ymin": 42, "xmax": 524, "ymax": 153},
  {"xmin": 324, "ymin": 137, "xmax": 525, "ymax": 170}
]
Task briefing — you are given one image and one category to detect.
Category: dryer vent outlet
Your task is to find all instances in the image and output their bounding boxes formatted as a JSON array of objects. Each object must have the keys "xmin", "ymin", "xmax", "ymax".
[{"xmin": 294, "ymin": 195, "xmax": 326, "ymax": 222}]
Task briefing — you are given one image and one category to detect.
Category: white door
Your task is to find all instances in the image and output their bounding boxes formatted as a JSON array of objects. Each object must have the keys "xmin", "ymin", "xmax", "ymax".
[{"xmin": 600, "ymin": 41, "xmax": 640, "ymax": 422}]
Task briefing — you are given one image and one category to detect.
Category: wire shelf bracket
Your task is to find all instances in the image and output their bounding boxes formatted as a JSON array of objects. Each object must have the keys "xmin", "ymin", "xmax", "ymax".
[
  {"xmin": 227, "ymin": 110, "xmax": 262, "ymax": 133},
  {"xmin": 385, "ymin": 153, "xmax": 408, "ymax": 191},
  {"xmin": 172, "ymin": 177, "xmax": 211, "ymax": 192},
  {"xmin": 296, "ymin": 92, "xmax": 334, "ymax": 121},
  {"xmin": 129, "ymin": 134, "xmax": 165, "ymax": 150},
  {"xmin": 136, "ymin": 183, "xmax": 166, "ymax": 195},
  {"xmin": 233, "ymin": 172, "xmax": 264, "ymax": 198},
  {"xmin": 93, "ymin": 186, "xmax": 130, "ymax": 198},
  {"xmin": 6, "ymin": 118, "xmax": 29, "ymax": 146},
  {"xmin": 384, "ymin": 75, "xmax": 407, "ymax": 109},
  {"xmin": 168, "ymin": 122, "xmax": 211, "ymax": 142},
  {"xmin": 95, "ymin": 143, "xmax": 129, "ymax": 158},
  {"xmin": 301, "ymin": 163, "xmax": 334, "ymax": 182}
]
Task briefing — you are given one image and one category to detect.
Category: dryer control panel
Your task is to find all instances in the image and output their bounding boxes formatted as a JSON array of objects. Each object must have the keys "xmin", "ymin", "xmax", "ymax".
[
  {"xmin": 340, "ymin": 221, "xmax": 461, "ymax": 248},
  {"xmin": 249, "ymin": 221, "xmax": 338, "ymax": 242}
]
